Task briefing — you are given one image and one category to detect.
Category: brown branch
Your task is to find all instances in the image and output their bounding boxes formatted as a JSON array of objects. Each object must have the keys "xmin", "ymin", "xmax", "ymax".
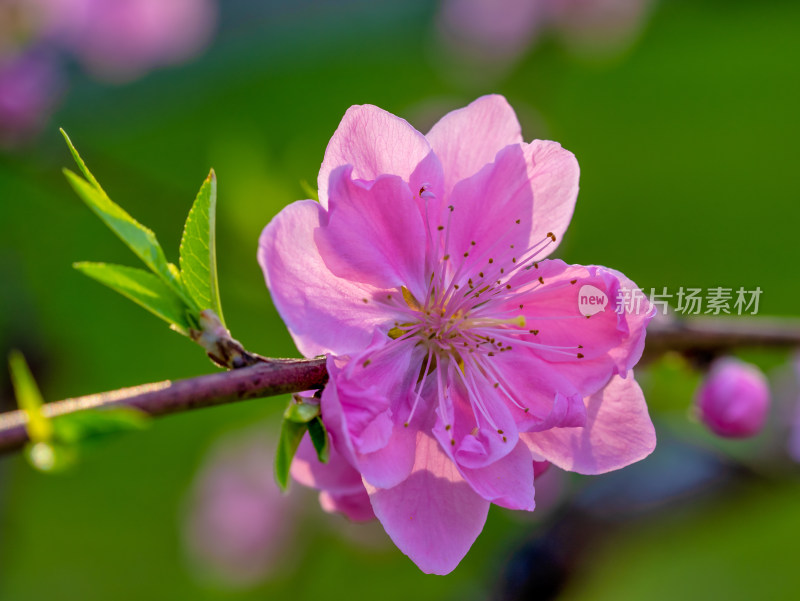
[
  {"xmin": 0, "ymin": 358, "xmax": 327, "ymax": 455},
  {"xmin": 1, "ymin": 316, "xmax": 799, "ymax": 456},
  {"xmin": 641, "ymin": 316, "xmax": 800, "ymax": 362}
]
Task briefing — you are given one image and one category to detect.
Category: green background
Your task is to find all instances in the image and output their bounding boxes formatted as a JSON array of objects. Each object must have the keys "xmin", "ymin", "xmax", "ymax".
[{"xmin": 1, "ymin": 1, "xmax": 799, "ymax": 599}]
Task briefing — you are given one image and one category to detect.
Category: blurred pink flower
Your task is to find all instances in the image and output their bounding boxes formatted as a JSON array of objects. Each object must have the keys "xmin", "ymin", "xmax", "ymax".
[
  {"xmin": 0, "ymin": 50, "xmax": 62, "ymax": 147},
  {"xmin": 41, "ymin": 0, "xmax": 216, "ymax": 82},
  {"xmin": 696, "ymin": 357, "xmax": 770, "ymax": 439},
  {"xmin": 183, "ymin": 427, "xmax": 303, "ymax": 588},
  {"xmin": 260, "ymin": 95, "xmax": 656, "ymax": 574},
  {"xmin": 436, "ymin": 0, "xmax": 653, "ymax": 73}
]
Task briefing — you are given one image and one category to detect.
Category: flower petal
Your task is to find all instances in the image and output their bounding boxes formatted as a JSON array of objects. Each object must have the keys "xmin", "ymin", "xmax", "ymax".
[
  {"xmin": 319, "ymin": 489, "xmax": 375, "ymax": 522},
  {"xmin": 436, "ymin": 140, "xmax": 579, "ymax": 285},
  {"xmin": 458, "ymin": 439, "xmax": 535, "ymax": 510},
  {"xmin": 499, "ymin": 260, "xmax": 652, "ymax": 397},
  {"xmin": 317, "ymin": 104, "xmax": 442, "ymax": 207},
  {"xmin": 258, "ymin": 200, "xmax": 386, "ymax": 357},
  {"xmin": 521, "ymin": 373, "xmax": 656, "ymax": 475},
  {"xmin": 322, "ymin": 346, "xmax": 426, "ymax": 490},
  {"xmin": 425, "ymin": 94, "xmax": 523, "ymax": 196},
  {"xmin": 316, "ymin": 167, "xmax": 430, "ymax": 297},
  {"xmin": 291, "ymin": 435, "xmax": 363, "ymax": 496},
  {"xmin": 365, "ymin": 432, "xmax": 490, "ymax": 575},
  {"xmin": 432, "ymin": 361, "xmax": 519, "ymax": 470}
]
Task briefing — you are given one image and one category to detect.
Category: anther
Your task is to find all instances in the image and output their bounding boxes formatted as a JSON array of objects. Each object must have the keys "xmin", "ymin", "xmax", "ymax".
[
  {"xmin": 470, "ymin": 240, "xmax": 476, "ymax": 246},
  {"xmin": 502, "ymin": 436, "xmax": 507, "ymax": 442},
  {"xmin": 538, "ymin": 276, "xmax": 545, "ymax": 285},
  {"xmin": 570, "ymin": 279, "xmax": 577, "ymax": 284},
  {"xmin": 493, "ymin": 383, "xmax": 500, "ymax": 388},
  {"xmin": 363, "ymin": 360, "xmax": 371, "ymax": 367},
  {"xmin": 479, "ymin": 272, "xmax": 484, "ymax": 277},
  {"xmin": 464, "ymin": 252, "xmax": 469, "ymax": 257},
  {"xmin": 577, "ymin": 353, "xmax": 584, "ymax": 359},
  {"xmin": 443, "ymin": 254, "xmax": 450, "ymax": 260},
  {"xmin": 488, "ymin": 258, "xmax": 494, "ymax": 264},
  {"xmin": 437, "ymin": 225, "xmax": 444, "ymax": 231},
  {"xmin": 515, "ymin": 219, "xmax": 520, "ymax": 224},
  {"xmin": 445, "ymin": 424, "xmax": 452, "ymax": 431},
  {"xmin": 448, "ymin": 205, "xmax": 454, "ymax": 212},
  {"xmin": 547, "ymin": 232, "xmax": 556, "ymax": 241},
  {"xmin": 497, "ymin": 429, "xmax": 504, "ymax": 434},
  {"xmin": 530, "ymin": 329, "xmax": 539, "ymax": 335},
  {"xmin": 362, "ymin": 298, "xmax": 369, "ymax": 303}
]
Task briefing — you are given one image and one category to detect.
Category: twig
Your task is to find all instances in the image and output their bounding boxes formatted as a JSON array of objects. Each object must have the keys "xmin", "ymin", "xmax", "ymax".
[
  {"xmin": 0, "ymin": 358, "xmax": 326, "ymax": 454},
  {"xmin": 1, "ymin": 316, "xmax": 799, "ymax": 456}
]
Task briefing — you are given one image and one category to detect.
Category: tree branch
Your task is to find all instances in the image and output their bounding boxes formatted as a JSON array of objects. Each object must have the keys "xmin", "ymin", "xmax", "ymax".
[
  {"xmin": 0, "ymin": 358, "xmax": 326, "ymax": 455},
  {"xmin": 1, "ymin": 316, "xmax": 799, "ymax": 456}
]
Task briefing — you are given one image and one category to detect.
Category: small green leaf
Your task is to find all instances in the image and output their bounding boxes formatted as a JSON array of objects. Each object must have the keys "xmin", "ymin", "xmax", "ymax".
[
  {"xmin": 300, "ymin": 180, "xmax": 319, "ymax": 202},
  {"xmin": 283, "ymin": 398, "xmax": 320, "ymax": 423},
  {"xmin": 274, "ymin": 419, "xmax": 308, "ymax": 491},
  {"xmin": 52, "ymin": 407, "xmax": 150, "ymax": 445},
  {"xmin": 308, "ymin": 417, "xmax": 330, "ymax": 464},
  {"xmin": 74, "ymin": 262, "xmax": 193, "ymax": 334},
  {"xmin": 179, "ymin": 170, "xmax": 224, "ymax": 325},
  {"xmin": 8, "ymin": 350, "xmax": 52, "ymax": 443},
  {"xmin": 60, "ymin": 129, "xmax": 104, "ymax": 191}
]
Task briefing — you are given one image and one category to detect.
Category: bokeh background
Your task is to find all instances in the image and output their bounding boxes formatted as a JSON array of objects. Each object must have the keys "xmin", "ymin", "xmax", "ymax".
[{"xmin": 1, "ymin": 1, "xmax": 799, "ymax": 599}]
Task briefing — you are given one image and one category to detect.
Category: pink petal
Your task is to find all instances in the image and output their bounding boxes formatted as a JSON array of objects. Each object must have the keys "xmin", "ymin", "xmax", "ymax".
[
  {"xmin": 480, "ymin": 348, "xmax": 587, "ymax": 433},
  {"xmin": 432, "ymin": 361, "xmax": 520, "ymax": 470},
  {"xmin": 501, "ymin": 260, "xmax": 652, "ymax": 397},
  {"xmin": 436, "ymin": 141, "xmax": 579, "ymax": 278},
  {"xmin": 458, "ymin": 439, "xmax": 535, "ymax": 510},
  {"xmin": 319, "ymin": 489, "xmax": 375, "ymax": 522},
  {"xmin": 425, "ymin": 94, "xmax": 523, "ymax": 196},
  {"xmin": 322, "ymin": 349, "xmax": 423, "ymax": 490},
  {"xmin": 291, "ymin": 435, "xmax": 363, "ymax": 496},
  {"xmin": 365, "ymin": 432, "xmax": 490, "ymax": 575},
  {"xmin": 258, "ymin": 200, "xmax": 386, "ymax": 357},
  {"xmin": 521, "ymin": 373, "xmax": 656, "ymax": 475},
  {"xmin": 315, "ymin": 168, "xmax": 429, "ymax": 297},
  {"xmin": 317, "ymin": 104, "xmax": 442, "ymax": 208}
]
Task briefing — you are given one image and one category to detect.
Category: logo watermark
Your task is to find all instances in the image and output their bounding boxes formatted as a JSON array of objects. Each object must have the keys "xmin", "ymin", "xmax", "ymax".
[{"xmin": 576, "ymin": 286, "xmax": 763, "ymax": 316}]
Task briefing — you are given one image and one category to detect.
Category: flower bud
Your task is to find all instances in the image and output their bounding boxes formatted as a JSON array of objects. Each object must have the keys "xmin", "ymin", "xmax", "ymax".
[{"xmin": 696, "ymin": 358, "xmax": 770, "ymax": 438}]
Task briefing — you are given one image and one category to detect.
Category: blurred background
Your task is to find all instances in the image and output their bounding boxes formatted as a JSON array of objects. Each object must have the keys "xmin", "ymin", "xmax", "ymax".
[{"xmin": 1, "ymin": 0, "xmax": 799, "ymax": 599}]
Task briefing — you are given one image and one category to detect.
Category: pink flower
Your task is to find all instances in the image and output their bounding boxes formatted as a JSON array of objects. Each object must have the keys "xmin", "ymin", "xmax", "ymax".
[
  {"xmin": 259, "ymin": 95, "xmax": 656, "ymax": 574},
  {"xmin": 0, "ymin": 50, "xmax": 63, "ymax": 147},
  {"xmin": 696, "ymin": 357, "xmax": 770, "ymax": 439},
  {"xmin": 183, "ymin": 427, "xmax": 304, "ymax": 587},
  {"xmin": 41, "ymin": 0, "xmax": 216, "ymax": 82}
]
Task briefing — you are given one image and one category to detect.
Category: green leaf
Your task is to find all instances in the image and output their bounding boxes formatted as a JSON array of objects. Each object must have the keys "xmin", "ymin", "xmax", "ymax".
[
  {"xmin": 60, "ymin": 131, "xmax": 191, "ymax": 307},
  {"xmin": 300, "ymin": 179, "xmax": 319, "ymax": 202},
  {"xmin": 8, "ymin": 350, "xmax": 53, "ymax": 443},
  {"xmin": 52, "ymin": 407, "xmax": 150, "ymax": 445},
  {"xmin": 308, "ymin": 417, "xmax": 330, "ymax": 463},
  {"xmin": 283, "ymin": 398, "xmax": 320, "ymax": 423},
  {"xmin": 274, "ymin": 419, "xmax": 308, "ymax": 491},
  {"xmin": 60, "ymin": 129, "xmax": 104, "ymax": 191},
  {"xmin": 74, "ymin": 262, "xmax": 193, "ymax": 334},
  {"xmin": 179, "ymin": 170, "xmax": 224, "ymax": 324}
]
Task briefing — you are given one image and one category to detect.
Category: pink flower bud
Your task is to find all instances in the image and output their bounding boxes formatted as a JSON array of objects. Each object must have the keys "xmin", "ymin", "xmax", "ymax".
[{"xmin": 696, "ymin": 358, "xmax": 770, "ymax": 438}]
